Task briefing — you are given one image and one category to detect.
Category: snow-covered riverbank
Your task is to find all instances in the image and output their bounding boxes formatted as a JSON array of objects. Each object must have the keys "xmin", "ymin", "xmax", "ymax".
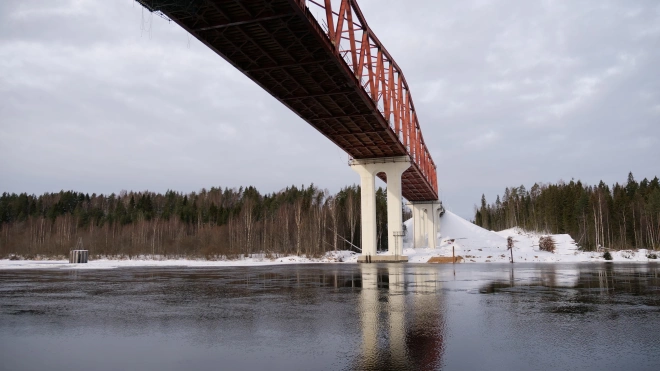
[
  {"xmin": 0, "ymin": 250, "xmax": 359, "ymax": 270},
  {"xmin": 403, "ymin": 210, "xmax": 657, "ymax": 263},
  {"xmin": 1, "ymin": 210, "xmax": 656, "ymax": 269}
]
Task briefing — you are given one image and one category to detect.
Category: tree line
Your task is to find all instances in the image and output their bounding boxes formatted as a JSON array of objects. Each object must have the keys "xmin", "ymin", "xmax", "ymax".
[
  {"xmin": 474, "ymin": 173, "xmax": 660, "ymax": 251},
  {"xmin": 0, "ymin": 184, "xmax": 398, "ymax": 259}
]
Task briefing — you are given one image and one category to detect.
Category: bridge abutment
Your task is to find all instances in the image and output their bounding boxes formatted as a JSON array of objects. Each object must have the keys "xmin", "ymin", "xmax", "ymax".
[{"xmin": 350, "ymin": 156, "xmax": 411, "ymax": 263}]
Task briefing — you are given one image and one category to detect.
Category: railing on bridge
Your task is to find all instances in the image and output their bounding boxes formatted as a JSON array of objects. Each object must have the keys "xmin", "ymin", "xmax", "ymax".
[{"xmin": 298, "ymin": 0, "xmax": 437, "ymax": 193}]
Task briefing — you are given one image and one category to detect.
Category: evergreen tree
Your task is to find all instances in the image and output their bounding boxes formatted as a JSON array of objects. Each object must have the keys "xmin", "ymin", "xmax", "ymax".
[{"xmin": 474, "ymin": 172, "xmax": 660, "ymax": 251}]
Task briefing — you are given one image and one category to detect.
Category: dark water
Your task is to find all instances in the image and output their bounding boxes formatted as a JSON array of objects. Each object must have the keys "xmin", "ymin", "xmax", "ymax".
[{"xmin": 1, "ymin": 263, "xmax": 659, "ymax": 371}]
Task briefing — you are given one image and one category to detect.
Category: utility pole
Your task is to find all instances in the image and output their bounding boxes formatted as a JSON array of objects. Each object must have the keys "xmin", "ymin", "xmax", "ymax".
[{"xmin": 507, "ymin": 236, "xmax": 514, "ymax": 263}]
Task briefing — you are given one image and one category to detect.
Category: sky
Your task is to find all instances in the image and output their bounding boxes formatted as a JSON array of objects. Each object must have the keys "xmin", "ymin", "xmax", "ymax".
[{"xmin": 1, "ymin": 0, "xmax": 659, "ymax": 220}]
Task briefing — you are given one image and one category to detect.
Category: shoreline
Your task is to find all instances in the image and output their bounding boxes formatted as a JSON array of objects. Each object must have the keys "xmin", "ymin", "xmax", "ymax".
[{"xmin": 1, "ymin": 254, "xmax": 657, "ymax": 270}]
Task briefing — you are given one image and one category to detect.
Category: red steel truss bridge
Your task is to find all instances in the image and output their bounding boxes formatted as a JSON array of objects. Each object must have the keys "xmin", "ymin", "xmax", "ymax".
[{"xmin": 136, "ymin": 0, "xmax": 439, "ymax": 201}]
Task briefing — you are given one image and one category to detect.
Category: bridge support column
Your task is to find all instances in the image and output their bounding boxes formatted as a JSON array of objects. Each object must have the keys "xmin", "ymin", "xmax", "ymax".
[
  {"xmin": 408, "ymin": 201, "xmax": 444, "ymax": 249},
  {"xmin": 411, "ymin": 203, "xmax": 426, "ymax": 248},
  {"xmin": 350, "ymin": 156, "xmax": 411, "ymax": 263}
]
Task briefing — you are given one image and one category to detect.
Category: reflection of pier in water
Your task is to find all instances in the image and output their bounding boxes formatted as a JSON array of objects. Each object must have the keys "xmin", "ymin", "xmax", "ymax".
[{"xmin": 356, "ymin": 265, "xmax": 446, "ymax": 370}]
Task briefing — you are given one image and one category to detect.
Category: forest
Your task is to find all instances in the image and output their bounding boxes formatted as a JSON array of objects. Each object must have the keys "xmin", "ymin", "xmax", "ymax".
[
  {"xmin": 0, "ymin": 184, "xmax": 401, "ymax": 259},
  {"xmin": 474, "ymin": 173, "xmax": 660, "ymax": 251}
]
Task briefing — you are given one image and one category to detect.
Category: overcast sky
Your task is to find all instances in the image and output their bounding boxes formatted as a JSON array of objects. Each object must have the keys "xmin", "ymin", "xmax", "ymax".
[{"xmin": 1, "ymin": 0, "xmax": 659, "ymax": 219}]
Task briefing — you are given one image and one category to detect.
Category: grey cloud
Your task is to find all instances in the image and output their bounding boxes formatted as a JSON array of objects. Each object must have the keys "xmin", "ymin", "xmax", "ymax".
[{"xmin": 1, "ymin": 0, "xmax": 659, "ymax": 220}]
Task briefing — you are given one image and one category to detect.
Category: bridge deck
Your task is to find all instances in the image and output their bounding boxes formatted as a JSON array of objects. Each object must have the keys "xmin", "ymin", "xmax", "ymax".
[{"xmin": 138, "ymin": 0, "xmax": 438, "ymax": 201}]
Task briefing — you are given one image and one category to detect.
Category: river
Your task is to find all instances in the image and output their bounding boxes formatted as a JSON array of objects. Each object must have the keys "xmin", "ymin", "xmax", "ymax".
[{"xmin": 1, "ymin": 263, "xmax": 658, "ymax": 370}]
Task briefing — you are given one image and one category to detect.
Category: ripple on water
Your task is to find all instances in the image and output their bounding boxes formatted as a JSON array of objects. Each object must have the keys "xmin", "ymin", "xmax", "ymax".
[{"xmin": 0, "ymin": 263, "xmax": 658, "ymax": 371}]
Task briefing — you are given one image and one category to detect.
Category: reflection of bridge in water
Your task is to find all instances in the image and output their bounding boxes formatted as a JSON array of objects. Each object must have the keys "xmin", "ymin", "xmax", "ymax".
[
  {"xmin": 236, "ymin": 264, "xmax": 448, "ymax": 369},
  {"xmin": 355, "ymin": 265, "xmax": 445, "ymax": 370}
]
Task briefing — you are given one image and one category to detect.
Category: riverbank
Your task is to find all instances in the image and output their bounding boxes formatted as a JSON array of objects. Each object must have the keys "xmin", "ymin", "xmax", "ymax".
[
  {"xmin": 1, "ymin": 249, "xmax": 656, "ymax": 270},
  {"xmin": 2, "ymin": 211, "xmax": 656, "ymax": 269},
  {"xmin": 0, "ymin": 250, "xmax": 358, "ymax": 270}
]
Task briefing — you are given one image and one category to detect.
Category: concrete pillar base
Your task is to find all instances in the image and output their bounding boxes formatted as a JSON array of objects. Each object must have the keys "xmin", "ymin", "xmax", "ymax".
[{"xmin": 357, "ymin": 255, "xmax": 409, "ymax": 263}]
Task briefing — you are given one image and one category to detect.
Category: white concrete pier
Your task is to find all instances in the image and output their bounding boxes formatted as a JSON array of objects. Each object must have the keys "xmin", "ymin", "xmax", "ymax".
[
  {"xmin": 409, "ymin": 201, "xmax": 444, "ymax": 249},
  {"xmin": 350, "ymin": 156, "xmax": 411, "ymax": 263}
]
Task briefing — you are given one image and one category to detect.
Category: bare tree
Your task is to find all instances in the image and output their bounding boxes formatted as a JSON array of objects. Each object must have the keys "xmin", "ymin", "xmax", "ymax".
[
  {"xmin": 346, "ymin": 187, "xmax": 359, "ymax": 249},
  {"xmin": 294, "ymin": 197, "xmax": 303, "ymax": 256},
  {"xmin": 327, "ymin": 196, "xmax": 340, "ymax": 252}
]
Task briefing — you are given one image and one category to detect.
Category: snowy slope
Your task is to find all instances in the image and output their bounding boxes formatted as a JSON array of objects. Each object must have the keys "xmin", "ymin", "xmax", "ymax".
[
  {"xmin": 403, "ymin": 210, "xmax": 654, "ymax": 263},
  {"xmin": 494, "ymin": 228, "xmax": 579, "ymax": 256}
]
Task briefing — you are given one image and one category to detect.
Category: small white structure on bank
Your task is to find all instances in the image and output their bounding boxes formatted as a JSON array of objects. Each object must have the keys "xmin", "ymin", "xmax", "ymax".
[
  {"xmin": 69, "ymin": 237, "xmax": 89, "ymax": 263},
  {"xmin": 350, "ymin": 155, "xmax": 443, "ymax": 263}
]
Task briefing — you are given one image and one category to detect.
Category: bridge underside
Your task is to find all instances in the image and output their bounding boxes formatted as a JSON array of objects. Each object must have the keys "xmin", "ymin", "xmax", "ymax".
[{"xmin": 138, "ymin": 0, "xmax": 438, "ymax": 201}]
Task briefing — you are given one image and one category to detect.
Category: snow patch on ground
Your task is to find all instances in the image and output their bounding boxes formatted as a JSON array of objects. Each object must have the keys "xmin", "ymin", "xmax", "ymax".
[{"xmin": 0, "ymin": 251, "xmax": 359, "ymax": 270}]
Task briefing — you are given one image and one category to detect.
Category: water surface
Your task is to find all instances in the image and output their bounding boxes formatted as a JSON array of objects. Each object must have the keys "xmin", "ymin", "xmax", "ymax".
[{"xmin": 1, "ymin": 263, "xmax": 659, "ymax": 370}]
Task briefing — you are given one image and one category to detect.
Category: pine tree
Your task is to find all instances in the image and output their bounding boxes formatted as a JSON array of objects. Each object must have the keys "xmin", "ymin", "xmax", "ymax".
[{"xmin": 473, "ymin": 172, "xmax": 659, "ymax": 251}]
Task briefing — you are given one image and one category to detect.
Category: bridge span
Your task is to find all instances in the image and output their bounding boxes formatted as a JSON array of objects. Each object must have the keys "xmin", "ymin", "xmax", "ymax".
[{"xmin": 136, "ymin": 0, "xmax": 442, "ymax": 261}]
